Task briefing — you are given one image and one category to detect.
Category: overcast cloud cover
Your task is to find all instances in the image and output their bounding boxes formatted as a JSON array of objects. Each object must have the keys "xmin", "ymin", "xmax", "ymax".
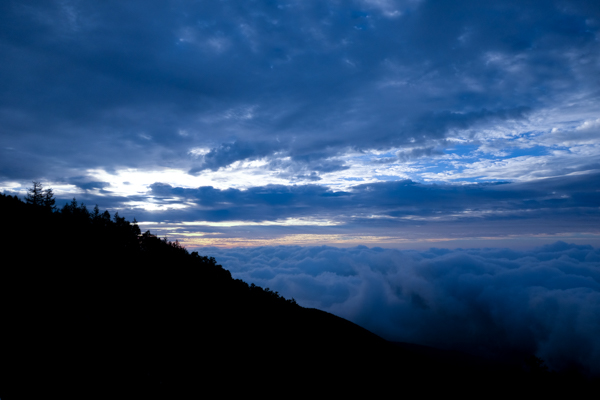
[
  {"xmin": 209, "ymin": 242, "xmax": 600, "ymax": 374},
  {"xmin": 1, "ymin": 0, "xmax": 599, "ymax": 248}
]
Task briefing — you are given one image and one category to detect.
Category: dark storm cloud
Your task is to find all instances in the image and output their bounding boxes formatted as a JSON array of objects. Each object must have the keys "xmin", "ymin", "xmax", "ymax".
[
  {"xmin": 1, "ymin": 0, "xmax": 599, "ymax": 180},
  {"xmin": 207, "ymin": 242, "xmax": 600, "ymax": 374}
]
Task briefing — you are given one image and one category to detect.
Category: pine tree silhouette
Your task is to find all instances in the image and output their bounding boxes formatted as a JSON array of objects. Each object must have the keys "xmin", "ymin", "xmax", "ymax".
[
  {"xmin": 24, "ymin": 181, "xmax": 56, "ymax": 211},
  {"xmin": 42, "ymin": 187, "xmax": 56, "ymax": 211},
  {"xmin": 24, "ymin": 181, "xmax": 44, "ymax": 206}
]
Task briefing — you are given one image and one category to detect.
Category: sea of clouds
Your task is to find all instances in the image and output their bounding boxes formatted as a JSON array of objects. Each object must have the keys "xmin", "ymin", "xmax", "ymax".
[{"xmin": 204, "ymin": 241, "xmax": 600, "ymax": 374}]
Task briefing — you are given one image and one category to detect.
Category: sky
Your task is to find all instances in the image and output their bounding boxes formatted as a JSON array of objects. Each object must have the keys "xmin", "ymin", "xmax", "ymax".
[
  {"xmin": 2, "ymin": 0, "xmax": 600, "ymax": 373},
  {"xmin": 1, "ymin": 0, "xmax": 599, "ymax": 249}
]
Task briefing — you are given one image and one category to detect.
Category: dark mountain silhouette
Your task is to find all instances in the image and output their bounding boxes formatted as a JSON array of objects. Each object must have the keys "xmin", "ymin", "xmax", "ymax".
[{"xmin": 0, "ymin": 190, "xmax": 594, "ymax": 398}]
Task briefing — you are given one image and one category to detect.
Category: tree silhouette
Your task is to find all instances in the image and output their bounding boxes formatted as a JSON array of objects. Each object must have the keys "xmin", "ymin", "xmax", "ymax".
[
  {"xmin": 92, "ymin": 204, "xmax": 101, "ymax": 220},
  {"xmin": 24, "ymin": 181, "xmax": 56, "ymax": 211},
  {"xmin": 42, "ymin": 187, "xmax": 56, "ymax": 211},
  {"xmin": 25, "ymin": 181, "xmax": 44, "ymax": 206}
]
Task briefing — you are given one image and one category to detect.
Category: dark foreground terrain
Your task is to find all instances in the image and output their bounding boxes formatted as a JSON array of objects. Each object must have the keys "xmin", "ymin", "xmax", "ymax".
[{"xmin": 0, "ymin": 193, "xmax": 594, "ymax": 397}]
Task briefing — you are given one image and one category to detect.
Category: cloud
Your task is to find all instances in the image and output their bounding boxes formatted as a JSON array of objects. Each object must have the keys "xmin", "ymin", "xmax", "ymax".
[
  {"xmin": 409, "ymin": 107, "xmax": 531, "ymax": 141},
  {"xmin": 147, "ymin": 172, "xmax": 600, "ymax": 221},
  {"xmin": 396, "ymin": 146, "xmax": 444, "ymax": 162},
  {"xmin": 1, "ymin": 1, "xmax": 599, "ymax": 249},
  {"xmin": 119, "ymin": 172, "xmax": 600, "ymax": 248},
  {"xmin": 10, "ymin": 170, "xmax": 598, "ymax": 240},
  {"xmin": 189, "ymin": 141, "xmax": 280, "ymax": 173},
  {"xmin": 206, "ymin": 242, "xmax": 600, "ymax": 374},
  {"xmin": 68, "ymin": 177, "xmax": 111, "ymax": 191},
  {"xmin": 1, "ymin": 0, "xmax": 598, "ymax": 184}
]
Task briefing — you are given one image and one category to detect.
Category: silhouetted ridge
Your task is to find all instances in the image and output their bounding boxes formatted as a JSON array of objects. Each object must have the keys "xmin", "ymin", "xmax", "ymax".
[{"xmin": 0, "ymin": 192, "xmax": 594, "ymax": 397}]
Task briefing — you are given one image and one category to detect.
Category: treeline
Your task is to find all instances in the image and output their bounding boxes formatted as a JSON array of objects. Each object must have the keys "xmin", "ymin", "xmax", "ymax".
[
  {"xmin": 2, "ymin": 187, "xmax": 313, "ymax": 397},
  {"xmin": 0, "ymin": 187, "xmax": 296, "ymax": 307}
]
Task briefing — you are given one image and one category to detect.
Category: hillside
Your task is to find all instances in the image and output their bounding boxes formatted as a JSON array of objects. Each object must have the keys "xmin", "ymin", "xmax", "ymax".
[{"xmin": 0, "ymin": 193, "xmax": 592, "ymax": 397}]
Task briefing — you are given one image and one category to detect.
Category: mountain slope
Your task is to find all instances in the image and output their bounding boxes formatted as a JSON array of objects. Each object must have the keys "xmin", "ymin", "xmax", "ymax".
[{"xmin": 0, "ymin": 193, "xmax": 592, "ymax": 397}]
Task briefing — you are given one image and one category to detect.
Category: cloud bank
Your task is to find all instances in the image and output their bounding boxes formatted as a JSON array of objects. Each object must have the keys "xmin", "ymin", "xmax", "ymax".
[
  {"xmin": 131, "ymin": 172, "xmax": 600, "ymax": 247},
  {"xmin": 206, "ymin": 242, "xmax": 600, "ymax": 374}
]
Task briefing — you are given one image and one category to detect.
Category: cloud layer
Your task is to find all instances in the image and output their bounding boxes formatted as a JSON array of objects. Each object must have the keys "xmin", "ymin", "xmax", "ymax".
[
  {"xmin": 1, "ymin": 0, "xmax": 599, "ymax": 187},
  {"xmin": 207, "ymin": 242, "xmax": 600, "ymax": 374},
  {"xmin": 134, "ymin": 172, "xmax": 600, "ymax": 246}
]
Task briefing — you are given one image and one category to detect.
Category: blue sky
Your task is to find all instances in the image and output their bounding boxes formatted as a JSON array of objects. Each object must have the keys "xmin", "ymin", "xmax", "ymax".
[{"xmin": 1, "ymin": 0, "xmax": 599, "ymax": 248}]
